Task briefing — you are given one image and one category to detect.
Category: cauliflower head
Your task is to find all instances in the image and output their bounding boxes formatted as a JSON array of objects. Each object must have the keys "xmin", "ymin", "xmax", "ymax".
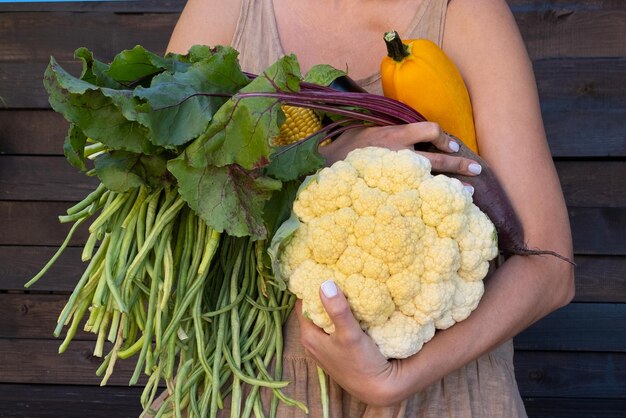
[{"xmin": 271, "ymin": 147, "xmax": 498, "ymax": 359}]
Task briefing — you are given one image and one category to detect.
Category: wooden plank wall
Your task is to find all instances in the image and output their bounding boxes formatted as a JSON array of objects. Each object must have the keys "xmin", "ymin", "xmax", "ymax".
[{"xmin": 0, "ymin": 0, "xmax": 624, "ymax": 417}]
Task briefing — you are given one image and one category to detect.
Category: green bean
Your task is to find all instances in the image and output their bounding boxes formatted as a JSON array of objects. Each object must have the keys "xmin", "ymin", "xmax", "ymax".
[
  {"xmin": 160, "ymin": 239, "xmax": 174, "ymax": 311},
  {"xmin": 65, "ymin": 182, "xmax": 107, "ymax": 215},
  {"xmin": 101, "ymin": 314, "xmax": 126, "ymax": 386},
  {"xmin": 317, "ymin": 366, "xmax": 330, "ymax": 418},
  {"xmin": 126, "ymin": 196, "xmax": 185, "ymax": 280},
  {"xmin": 162, "ymin": 228, "xmax": 219, "ymax": 344},
  {"xmin": 175, "ymin": 359, "xmax": 193, "ymax": 418},
  {"xmin": 94, "ymin": 304, "xmax": 111, "ymax": 357},
  {"xmin": 209, "ymin": 300, "xmax": 227, "ymax": 418},
  {"xmin": 107, "ymin": 310, "xmax": 121, "ymax": 343},
  {"xmin": 121, "ymin": 186, "xmax": 148, "ymax": 229},
  {"xmin": 58, "ymin": 297, "xmax": 90, "ymax": 354},
  {"xmin": 129, "ymin": 249, "xmax": 161, "ymax": 386},
  {"xmin": 25, "ymin": 217, "xmax": 86, "ymax": 288},
  {"xmin": 229, "ymin": 247, "xmax": 245, "ymax": 417},
  {"xmin": 88, "ymin": 190, "xmax": 130, "ymax": 234},
  {"xmin": 144, "ymin": 188, "xmax": 162, "ymax": 236},
  {"xmin": 222, "ymin": 341, "xmax": 289, "ymax": 389}
]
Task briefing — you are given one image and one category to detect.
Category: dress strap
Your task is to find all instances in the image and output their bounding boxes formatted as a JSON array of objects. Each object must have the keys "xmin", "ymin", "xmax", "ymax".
[{"xmin": 231, "ymin": 0, "xmax": 284, "ymax": 74}]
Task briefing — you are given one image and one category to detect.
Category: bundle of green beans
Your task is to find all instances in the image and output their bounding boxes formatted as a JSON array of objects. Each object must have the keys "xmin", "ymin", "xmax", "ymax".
[{"xmin": 27, "ymin": 182, "xmax": 307, "ymax": 417}]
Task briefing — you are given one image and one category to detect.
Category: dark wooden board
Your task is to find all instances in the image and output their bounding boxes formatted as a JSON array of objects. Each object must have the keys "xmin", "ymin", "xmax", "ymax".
[
  {"xmin": 516, "ymin": 10, "xmax": 626, "ymax": 59},
  {"xmin": 523, "ymin": 397, "xmax": 626, "ymax": 418},
  {"xmin": 514, "ymin": 303, "xmax": 626, "ymax": 352},
  {"xmin": 0, "ymin": 293, "xmax": 94, "ymax": 341},
  {"xmin": 555, "ymin": 161, "xmax": 626, "ymax": 208},
  {"xmin": 543, "ymin": 109, "xmax": 626, "ymax": 158},
  {"xmin": 515, "ymin": 351, "xmax": 626, "ymax": 398},
  {"xmin": 0, "ymin": 13, "xmax": 176, "ymax": 63},
  {"xmin": 0, "ymin": 156, "xmax": 99, "ymax": 201},
  {"xmin": 570, "ymin": 207, "xmax": 626, "ymax": 255},
  {"xmin": 0, "ymin": 110, "xmax": 68, "ymax": 156},
  {"xmin": 1, "ymin": 202, "xmax": 623, "ymax": 253},
  {"xmin": 508, "ymin": 0, "xmax": 626, "ymax": 10},
  {"xmin": 0, "ymin": 339, "xmax": 142, "ymax": 386},
  {"xmin": 4, "ymin": 249, "xmax": 626, "ymax": 303},
  {"xmin": 0, "ymin": 246, "xmax": 85, "ymax": 292},
  {"xmin": 535, "ymin": 58, "xmax": 626, "ymax": 110},
  {"xmin": 2, "ymin": 156, "xmax": 624, "ymax": 205},
  {"xmin": 0, "ymin": 201, "xmax": 90, "ymax": 246},
  {"xmin": 5, "ymin": 292, "xmax": 624, "ymax": 354},
  {"xmin": 0, "ymin": 384, "xmax": 143, "ymax": 418},
  {"xmin": 573, "ymin": 256, "xmax": 626, "ymax": 303},
  {"xmin": 3, "ymin": 106, "xmax": 626, "ymax": 158},
  {"xmin": 0, "ymin": 0, "xmax": 184, "ymax": 13}
]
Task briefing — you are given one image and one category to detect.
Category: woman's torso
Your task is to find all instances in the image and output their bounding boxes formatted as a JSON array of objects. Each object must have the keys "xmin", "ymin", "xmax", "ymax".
[{"xmin": 231, "ymin": 0, "xmax": 448, "ymax": 94}]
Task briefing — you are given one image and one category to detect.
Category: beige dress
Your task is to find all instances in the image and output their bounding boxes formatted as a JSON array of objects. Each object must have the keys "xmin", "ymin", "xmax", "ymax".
[
  {"xmin": 231, "ymin": 0, "xmax": 528, "ymax": 416},
  {"xmin": 152, "ymin": 0, "xmax": 529, "ymax": 416}
]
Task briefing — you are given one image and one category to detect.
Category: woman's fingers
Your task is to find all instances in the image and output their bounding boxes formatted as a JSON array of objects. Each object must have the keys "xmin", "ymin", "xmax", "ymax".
[{"xmin": 416, "ymin": 151, "xmax": 482, "ymax": 176}]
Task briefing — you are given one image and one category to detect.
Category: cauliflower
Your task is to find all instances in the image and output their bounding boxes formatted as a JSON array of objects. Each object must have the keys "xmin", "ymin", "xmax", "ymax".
[{"xmin": 270, "ymin": 147, "xmax": 498, "ymax": 359}]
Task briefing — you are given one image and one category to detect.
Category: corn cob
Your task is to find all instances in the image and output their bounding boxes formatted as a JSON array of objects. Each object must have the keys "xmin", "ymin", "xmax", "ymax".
[{"xmin": 273, "ymin": 105, "xmax": 328, "ymax": 146}]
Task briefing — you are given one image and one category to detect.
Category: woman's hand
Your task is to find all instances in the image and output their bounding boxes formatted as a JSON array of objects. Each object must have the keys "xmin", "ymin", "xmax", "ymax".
[
  {"xmin": 319, "ymin": 122, "xmax": 483, "ymax": 178},
  {"xmin": 296, "ymin": 280, "xmax": 410, "ymax": 407}
]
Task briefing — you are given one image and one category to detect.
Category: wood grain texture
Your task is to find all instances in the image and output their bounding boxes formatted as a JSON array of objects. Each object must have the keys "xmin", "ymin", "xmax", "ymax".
[
  {"xmin": 0, "ymin": 0, "xmax": 185, "ymax": 13},
  {"xmin": 0, "ymin": 384, "xmax": 143, "ymax": 418},
  {"xmin": 0, "ymin": 293, "xmax": 94, "ymax": 341},
  {"xmin": 0, "ymin": 201, "xmax": 91, "ymax": 246},
  {"xmin": 2, "ymin": 156, "xmax": 624, "ymax": 205},
  {"xmin": 514, "ymin": 303, "xmax": 626, "ymax": 352},
  {"xmin": 514, "ymin": 351, "xmax": 626, "ymax": 398},
  {"xmin": 0, "ymin": 110, "xmax": 68, "ymax": 156},
  {"xmin": 0, "ymin": 156, "xmax": 99, "ymax": 201},
  {"xmin": 0, "ymin": 246, "xmax": 85, "ymax": 292},
  {"xmin": 0, "ymin": 339, "xmax": 142, "ymax": 386},
  {"xmin": 522, "ymin": 397, "xmax": 626, "ymax": 418}
]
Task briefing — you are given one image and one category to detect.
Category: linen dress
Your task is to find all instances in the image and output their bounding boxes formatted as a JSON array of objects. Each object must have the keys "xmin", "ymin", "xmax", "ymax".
[
  {"xmin": 151, "ymin": 0, "xmax": 530, "ymax": 416},
  {"xmin": 230, "ymin": 0, "xmax": 528, "ymax": 416}
]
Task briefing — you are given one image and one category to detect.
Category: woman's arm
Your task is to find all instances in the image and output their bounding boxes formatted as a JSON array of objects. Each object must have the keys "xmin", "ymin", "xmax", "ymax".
[
  {"xmin": 297, "ymin": 0, "xmax": 575, "ymax": 406},
  {"xmin": 166, "ymin": 0, "xmax": 240, "ymax": 54}
]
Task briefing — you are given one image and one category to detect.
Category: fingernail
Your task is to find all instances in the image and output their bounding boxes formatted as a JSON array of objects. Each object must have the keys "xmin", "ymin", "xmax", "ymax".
[
  {"xmin": 468, "ymin": 163, "xmax": 482, "ymax": 175},
  {"xmin": 464, "ymin": 185, "xmax": 475, "ymax": 196},
  {"xmin": 321, "ymin": 280, "xmax": 337, "ymax": 298},
  {"xmin": 449, "ymin": 141, "xmax": 460, "ymax": 153}
]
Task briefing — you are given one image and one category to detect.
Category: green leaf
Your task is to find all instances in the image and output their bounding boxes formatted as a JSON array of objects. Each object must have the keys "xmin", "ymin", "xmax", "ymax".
[
  {"xmin": 168, "ymin": 159, "xmax": 281, "ymax": 240},
  {"xmin": 178, "ymin": 54, "xmax": 302, "ymax": 171},
  {"xmin": 74, "ymin": 47, "xmax": 121, "ymax": 89},
  {"xmin": 105, "ymin": 45, "xmax": 189, "ymax": 84},
  {"xmin": 303, "ymin": 64, "xmax": 346, "ymax": 86},
  {"xmin": 265, "ymin": 134, "xmax": 325, "ymax": 181},
  {"xmin": 63, "ymin": 124, "xmax": 88, "ymax": 171},
  {"xmin": 44, "ymin": 57, "xmax": 153, "ymax": 154},
  {"xmin": 94, "ymin": 151, "xmax": 172, "ymax": 192},
  {"xmin": 133, "ymin": 46, "xmax": 249, "ymax": 148}
]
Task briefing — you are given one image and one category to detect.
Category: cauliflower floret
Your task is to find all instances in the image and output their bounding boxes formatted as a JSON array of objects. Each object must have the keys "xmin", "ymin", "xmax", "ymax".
[
  {"xmin": 387, "ymin": 189, "xmax": 422, "ymax": 217},
  {"xmin": 278, "ymin": 224, "xmax": 311, "ymax": 279},
  {"xmin": 273, "ymin": 147, "xmax": 499, "ymax": 359},
  {"xmin": 413, "ymin": 281, "xmax": 455, "ymax": 325},
  {"xmin": 293, "ymin": 161, "xmax": 359, "ymax": 221},
  {"xmin": 420, "ymin": 175, "xmax": 472, "ymax": 238},
  {"xmin": 421, "ymin": 228, "xmax": 461, "ymax": 283},
  {"xmin": 350, "ymin": 179, "xmax": 388, "ymax": 216},
  {"xmin": 451, "ymin": 277, "xmax": 484, "ymax": 323},
  {"xmin": 288, "ymin": 260, "xmax": 337, "ymax": 332},
  {"xmin": 369, "ymin": 312, "xmax": 436, "ymax": 359},
  {"xmin": 307, "ymin": 214, "xmax": 349, "ymax": 265},
  {"xmin": 342, "ymin": 274, "xmax": 395, "ymax": 327},
  {"xmin": 457, "ymin": 205, "xmax": 499, "ymax": 281}
]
